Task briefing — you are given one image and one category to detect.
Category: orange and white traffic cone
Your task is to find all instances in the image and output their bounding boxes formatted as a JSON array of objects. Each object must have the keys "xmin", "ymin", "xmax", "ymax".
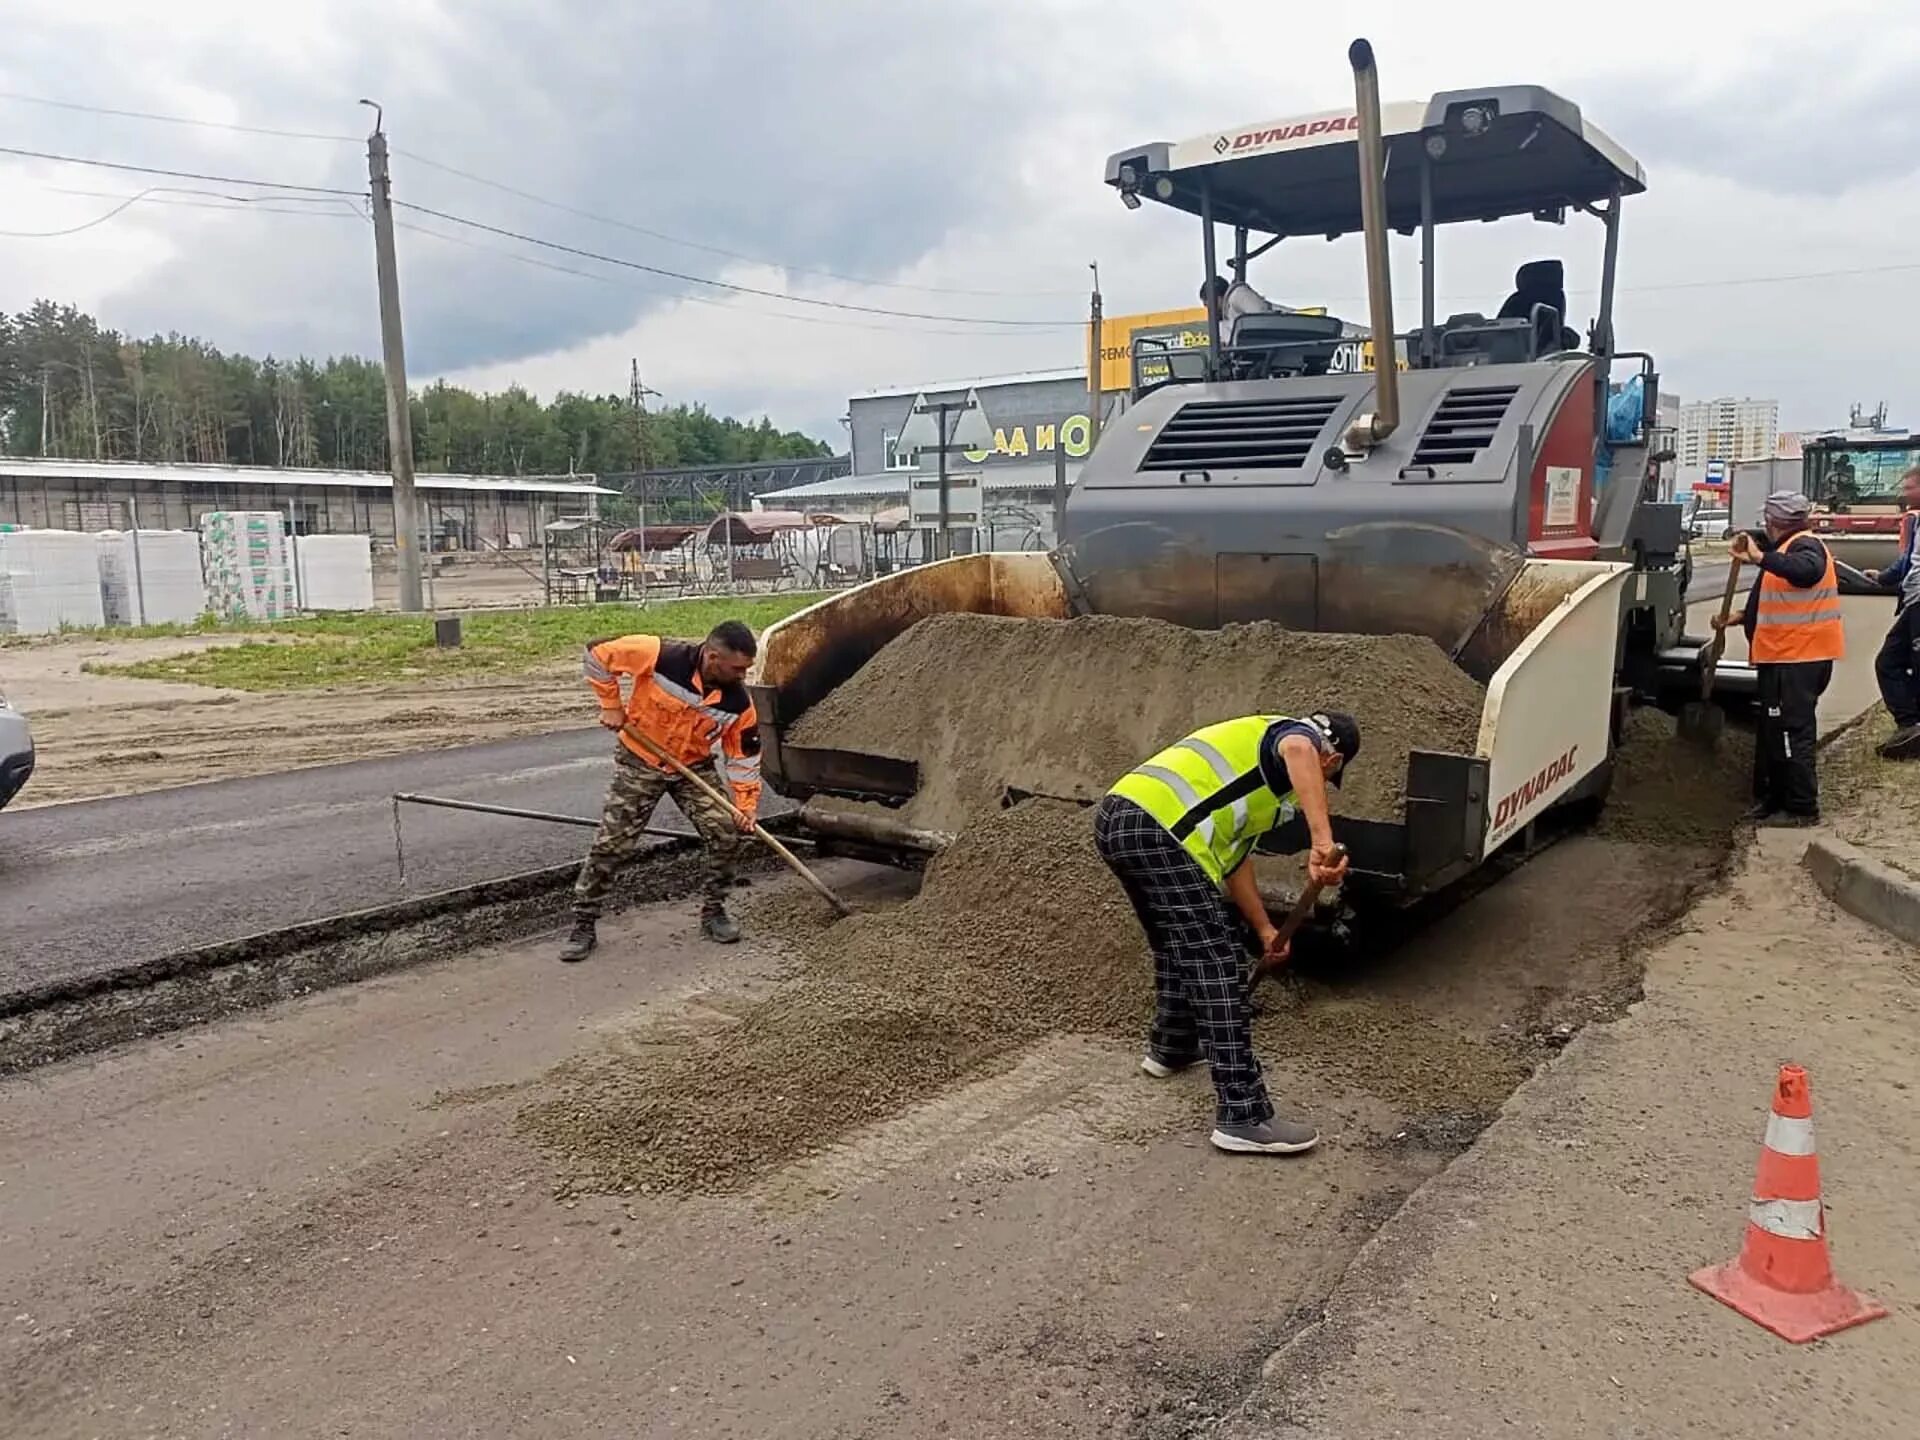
[{"xmin": 1690, "ymin": 1064, "xmax": 1888, "ymax": 1343}]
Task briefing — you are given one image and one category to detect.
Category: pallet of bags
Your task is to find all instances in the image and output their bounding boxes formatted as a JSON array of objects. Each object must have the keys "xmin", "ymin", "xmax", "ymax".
[
  {"xmin": 97, "ymin": 529, "xmax": 209, "ymax": 626},
  {"xmin": 199, "ymin": 511, "xmax": 293, "ymax": 621},
  {"xmin": 291, "ymin": 533, "xmax": 375, "ymax": 611},
  {"xmin": 0, "ymin": 528, "xmax": 107, "ymax": 634}
]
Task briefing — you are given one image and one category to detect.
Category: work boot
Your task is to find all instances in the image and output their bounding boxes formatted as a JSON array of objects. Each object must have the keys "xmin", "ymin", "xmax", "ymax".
[
  {"xmin": 1210, "ymin": 1117, "xmax": 1320, "ymax": 1155},
  {"xmin": 1877, "ymin": 723, "xmax": 1920, "ymax": 759},
  {"xmin": 1139, "ymin": 1052, "xmax": 1199, "ymax": 1079},
  {"xmin": 1758, "ymin": 811, "xmax": 1819, "ymax": 829},
  {"xmin": 558, "ymin": 919, "xmax": 597, "ymax": 963},
  {"xmin": 701, "ymin": 906, "xmax": 741, "ymax": 944}
]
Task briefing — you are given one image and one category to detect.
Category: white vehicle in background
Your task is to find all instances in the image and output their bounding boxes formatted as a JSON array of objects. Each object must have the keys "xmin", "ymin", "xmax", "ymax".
[
  {"xmin": 0, "ymin": 687, "xmax": 33, "ymax": 811},
  {"xmin": 1689, "ymin": 507, "xmax": 1733, "ymax": 540}
]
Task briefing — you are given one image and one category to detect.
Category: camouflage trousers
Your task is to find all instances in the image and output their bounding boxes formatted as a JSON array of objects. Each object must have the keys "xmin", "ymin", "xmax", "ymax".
[{"xmin": 571, "ymin": 748, "xmax": 741, "ymax": 919}]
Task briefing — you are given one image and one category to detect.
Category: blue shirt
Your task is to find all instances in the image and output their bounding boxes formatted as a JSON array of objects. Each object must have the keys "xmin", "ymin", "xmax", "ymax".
[
  {"xmin": 1876, "ymin": 515, "xmax": 1920, "ymax": 609},
  {"xmin": 1256, "ymin": 719, "xmax": 1328, "ymax": 795}
]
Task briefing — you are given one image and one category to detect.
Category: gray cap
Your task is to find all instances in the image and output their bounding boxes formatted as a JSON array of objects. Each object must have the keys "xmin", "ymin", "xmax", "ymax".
[{"xmin": 1764, "ymin": 490, "xmax": 1812, "ymax": 525}]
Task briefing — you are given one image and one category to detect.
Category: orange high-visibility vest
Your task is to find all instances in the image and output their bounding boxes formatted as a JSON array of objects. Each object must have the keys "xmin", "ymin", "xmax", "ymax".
[{"xmin": 1751, "ymin": 532, "xmax": 1845, "ymax": 663}]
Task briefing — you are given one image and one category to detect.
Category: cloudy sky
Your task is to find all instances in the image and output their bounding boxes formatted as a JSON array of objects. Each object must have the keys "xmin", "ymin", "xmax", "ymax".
[{"xmin": 5, "ymin": 0, "xmax": 1919, "ymax": 444}]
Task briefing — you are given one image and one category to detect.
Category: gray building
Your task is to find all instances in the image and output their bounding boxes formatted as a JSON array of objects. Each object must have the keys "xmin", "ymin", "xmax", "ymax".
[
  {"xmin": 0, "ymin": 457, "xmax": 611, "ymax": 550},
  {"xmin": 762, "ymin": 370, "xmax": 1115, "ymax": 548}
]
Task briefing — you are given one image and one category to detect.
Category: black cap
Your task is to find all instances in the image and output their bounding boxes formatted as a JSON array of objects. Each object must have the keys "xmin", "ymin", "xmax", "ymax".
[{"xmin": 1308, "ymin": 711, "xmax": 1361, "ymax": 787}]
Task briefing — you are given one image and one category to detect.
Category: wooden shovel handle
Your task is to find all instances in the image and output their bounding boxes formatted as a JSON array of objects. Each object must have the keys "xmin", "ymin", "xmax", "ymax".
[{"xmin": 1256, "ymin": 843, "xmax": 1348, "ymax": 978}]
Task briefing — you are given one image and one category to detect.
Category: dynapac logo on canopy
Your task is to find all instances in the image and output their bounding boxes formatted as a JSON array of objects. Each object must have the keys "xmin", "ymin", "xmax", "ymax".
[{"xmin": 1225, "ymin": 115, "xmax": 1359, "ymax": 152}]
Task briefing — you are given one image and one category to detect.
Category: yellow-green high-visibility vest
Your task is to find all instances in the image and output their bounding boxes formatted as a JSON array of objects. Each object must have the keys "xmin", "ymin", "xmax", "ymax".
[{"xmin": 1107, "ymin": 715, "xmax": 1301, "ymax": 887}]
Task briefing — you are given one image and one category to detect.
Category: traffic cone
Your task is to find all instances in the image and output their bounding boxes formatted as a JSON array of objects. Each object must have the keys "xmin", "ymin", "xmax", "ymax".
[{"xmin": 1689, "ymin": 1064, "xmax": 1888, "ymax": 1343}]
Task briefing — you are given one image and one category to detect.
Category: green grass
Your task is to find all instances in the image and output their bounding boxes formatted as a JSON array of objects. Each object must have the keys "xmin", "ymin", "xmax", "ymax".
[{"xmin": 84, "ymin": 594, "xmax": 826, "ymax": 692}]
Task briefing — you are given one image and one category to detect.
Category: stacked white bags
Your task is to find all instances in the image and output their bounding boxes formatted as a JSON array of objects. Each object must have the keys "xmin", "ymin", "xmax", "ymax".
[
  {"xmin": 0, "ymin": 528, "xmax": 107, "ymax": 633},
  {"xmin": 97, "ymin": 530, "xmax": 209, "ymax": 626},
  {"xmin": 200, "ymin": 511, "xmax": 293, "ymax": 622},
  {"xmin": 291, "ymin": 533, "xmax": 375, "ymax": 611}
]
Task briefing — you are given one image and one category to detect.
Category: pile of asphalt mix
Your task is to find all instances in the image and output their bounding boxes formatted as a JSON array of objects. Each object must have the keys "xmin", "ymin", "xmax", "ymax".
[
  {"xmin": 1594, "ymin": 706, "xmax": 1756, "ymax": 846},
  {"xmin": 788, "ymin": 613, "xmax": 1487, "ymax": 829},
  {"xmin": 518, "ymin": 800, "xmax": 1525, "ymax": 1196}
]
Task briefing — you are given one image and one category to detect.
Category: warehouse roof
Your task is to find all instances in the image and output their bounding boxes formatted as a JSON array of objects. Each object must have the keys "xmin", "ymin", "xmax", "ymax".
[
  {"xmin": 0, "ymin": 457, "xmax": 617, "ymax": 497},
  {"xmin": 759, "ymin": 462, "xmax": 1075, "ymax": 503},
  {"xmin": 849, "ymin": 368, "xmax": 1086, "ymax": 402}
]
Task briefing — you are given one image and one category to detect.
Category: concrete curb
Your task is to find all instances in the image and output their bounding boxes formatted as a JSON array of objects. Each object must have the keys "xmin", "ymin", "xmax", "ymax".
[{"xmin": 1801, "ymin": 836, "xmax": 1920, "ymax": 944}]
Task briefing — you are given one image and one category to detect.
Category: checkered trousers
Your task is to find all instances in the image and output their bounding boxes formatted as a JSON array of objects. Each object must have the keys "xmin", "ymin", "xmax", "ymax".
[{"xmin": 1093, "ymin": 794, "xmax": 1273, "ymax": 1127}]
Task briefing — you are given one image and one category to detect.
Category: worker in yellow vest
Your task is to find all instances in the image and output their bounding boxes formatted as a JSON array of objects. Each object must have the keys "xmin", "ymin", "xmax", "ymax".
[
  {"xmin": 1719, "ymin": 492, "xmax": 1845, "ymax": 825},
  {"xmin": 1097, "ymin": 712, "xmax": 1359, "ymax": 1156}
]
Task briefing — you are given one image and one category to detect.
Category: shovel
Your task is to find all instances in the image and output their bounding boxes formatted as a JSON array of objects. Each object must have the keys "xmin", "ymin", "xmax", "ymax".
[
  {"xmin": 1679, "ymin": 557, "xmax": 1742, "ymax": 745},
  {"xmin": 1251, "ymin": 843, "xmax": 1347, "ymax": 994},
  {"xmin": 621, "ymin": 724, "xmax": 853, "ymax": 918}
]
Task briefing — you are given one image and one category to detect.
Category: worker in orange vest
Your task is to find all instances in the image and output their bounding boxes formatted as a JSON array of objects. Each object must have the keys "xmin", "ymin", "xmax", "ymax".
[
  {"xmin": 1717, "ymin": 492, "xmax": 1845, "ymax": 825},
  {"xmin": 560, "ymin": 621, "xmax": 763, "ymax": 961}
]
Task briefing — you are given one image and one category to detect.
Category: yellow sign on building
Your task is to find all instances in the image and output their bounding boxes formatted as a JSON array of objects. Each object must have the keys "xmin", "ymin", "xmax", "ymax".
[
  {"xmin": 1094, "ymin": 304, "xmax": 1378, "ymax": 391},
  {"xmin": 1095, "ymin": 307, "xmax": 1211, "ymax": 392}
]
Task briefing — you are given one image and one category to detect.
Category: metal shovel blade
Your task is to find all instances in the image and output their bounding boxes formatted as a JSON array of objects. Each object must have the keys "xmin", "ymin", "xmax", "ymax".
[{"xmin": 1677, "ymin": 699, "xmax": 1727, "ymax": 745}]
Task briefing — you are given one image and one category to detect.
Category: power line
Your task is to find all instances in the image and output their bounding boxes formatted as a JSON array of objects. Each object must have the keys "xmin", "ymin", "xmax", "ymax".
[
  {"xmin": 0, "ymin": 188, "xmax": 157, "ymax": 237},
  {"xmin": 0, "ymin": 87, "xmax": 1072, "ymax": 297},
  {"xmin": 0, "ymin": 143, "xmax": 363, "ymax": 196},
  {"xmin": 49, "ymin": 184, "xmax": 365, "ymax": 214},
  {"xmin": 0, "ymin": 183, "xmax": 365, "ymax": 236},
  {"xmin": 0, "ymin": 90, "xmax": 356, "ymax": 142},
  {"xmin": 394, "ymin": 146, "xmax": 1081, "ymax": 299},
  {"xmin": 393, "ymin": 215, "xmax": 1083, "ymax": 341},
  {"xmin": 392, "ymin": 198, "xmax": 1080, "ymax": 327}
]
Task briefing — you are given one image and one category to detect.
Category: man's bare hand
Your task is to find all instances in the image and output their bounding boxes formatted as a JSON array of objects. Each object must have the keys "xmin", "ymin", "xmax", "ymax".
[
  {"xmin": 733, "ymin": 809, "xmax": 758, "ymax": 834},
  {"xmin": 1308, "ymin": 844, "xmax": 1349, "ymax": 887},
  {"xmin": 598, "ymin": 706, "xmax": 626, "ymax": 730},
  {"xmin": 1261, "ymin": 927, "xmax": 1291, "ymax": 970},
  {"xmin": 1730, "ymin": 533, "xmax": 1759, "ymax": 564},
  {"xmin": 1709, "ymin": 613, "xmax": 1731, "ymax": 632}
]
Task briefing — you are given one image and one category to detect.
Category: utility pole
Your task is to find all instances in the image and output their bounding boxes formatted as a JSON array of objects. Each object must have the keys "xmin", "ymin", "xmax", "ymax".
[
  {"xmin": 1086, "ymin": 261, "xmax": 1104, "ymax": 450},
  {"xmin": 362, "ymin": 99, "xmax": 425, "ymax": 613},
  {"xmin": 628, "ymin": 358, "xmax": 661, "ymax": 603},
  {"xmin": 628, "ymin": 359, "xmax": 661, "ymax": 471}
]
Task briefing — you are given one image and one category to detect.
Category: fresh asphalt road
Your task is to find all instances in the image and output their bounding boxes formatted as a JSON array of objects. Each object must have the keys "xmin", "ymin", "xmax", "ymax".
[{"xmin": 0, "ymin": 728, "xmax": 795, "ymax": 999}]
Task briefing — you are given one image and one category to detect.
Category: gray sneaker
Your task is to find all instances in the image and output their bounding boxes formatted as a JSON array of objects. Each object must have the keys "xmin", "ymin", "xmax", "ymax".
[
  {"xmin": 1139, "ymin": 1053, "xmax": 1199, "ymax": 1079},
  {"xmin": 1878, "ymin": 724, "xmax": 1920, "ymax": 759},
  {"xmin": 558, "ymin": 920, "xmax": 597, "ymax": 963},
  {"xmin": 1210, "ymin": 1117, "xmax": 1320, "ymax": 1155},
  {"xmin": 701, "ymin": 907, "xmax": 741, "ymax": 944}
]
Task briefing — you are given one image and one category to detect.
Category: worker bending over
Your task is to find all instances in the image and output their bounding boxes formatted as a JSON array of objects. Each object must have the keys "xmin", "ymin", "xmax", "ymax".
[
  {"xmin": 1095, "ymin": 712, "xmax": 1359, "ymax": 1156},
  {"xmin": 1868, "ymin": 466, "xmax": 1920, "ymax": 760},
  {"xmin": 1719, "ymin": 492, "xmax": 1845, "ymax": 825},
  {"xmin": 560, "ymin": 621, "xmax": 762, "ymax": 962}
]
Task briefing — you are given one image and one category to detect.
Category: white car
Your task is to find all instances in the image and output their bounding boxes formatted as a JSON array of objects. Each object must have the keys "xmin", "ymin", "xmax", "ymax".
[
  {"xmin": 0, "ymin": 687, "xmax": 32, "ymax": 811},
  {"xmin": 1689, "ymin": 508, "xmax": 1733, "ymax": 540}
]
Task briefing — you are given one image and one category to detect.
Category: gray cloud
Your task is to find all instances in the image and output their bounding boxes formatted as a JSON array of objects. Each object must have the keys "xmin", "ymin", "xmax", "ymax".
[
  {"xmin": 7, "ymin": 1, "xmax": 1061, "ymax": 378},
  {"xmin": 1590, "ymin": 41, "xmax": 1920, "ymax": 197}
]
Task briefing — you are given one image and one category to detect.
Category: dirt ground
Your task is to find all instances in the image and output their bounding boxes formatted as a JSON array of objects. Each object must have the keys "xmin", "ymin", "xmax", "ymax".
[
  {"xmin": 1, "ymin": 633, "xmax": 584, "ymax": 807},
  {"xmin": 3, "ymin": 708, "xmax": 1754, "ymax": 1439},
  {"xmin": 374, "ymin": 553, "xmax": 546, "ymax": 611}
]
